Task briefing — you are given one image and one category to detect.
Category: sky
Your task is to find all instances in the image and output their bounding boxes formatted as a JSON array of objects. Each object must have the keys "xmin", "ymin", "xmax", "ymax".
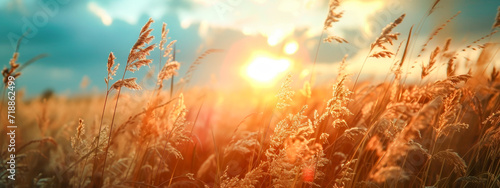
[{"xmin": 0, "ymin": 0, "xmax": 499, "ymax": 97}]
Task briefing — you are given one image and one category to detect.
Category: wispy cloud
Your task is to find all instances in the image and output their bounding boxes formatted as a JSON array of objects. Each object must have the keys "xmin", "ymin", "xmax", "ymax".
[
  {"xmin": 176, "ymin": 0, "xmax": 388, "ymax": 43},
  {"xmin": 88, "ymin": 2, "xmax": 112, "ymax": 26},
  {"xmin": 82, "ymin": 0, "xmax": 387, "ymax": 43}
]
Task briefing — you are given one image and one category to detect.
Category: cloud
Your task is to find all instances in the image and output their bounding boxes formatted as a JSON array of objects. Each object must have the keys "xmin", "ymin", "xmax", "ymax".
[
  {"xmin": 176, "ymin": 0, "xmax": 389, "ymax": 44},
  {"xmin": 80, "ymin": 0, "xmax": 388, "ymax": 44},
  {"xmin": 89, "ymin": 0, "xmax": 193, "ymax": 25},
  {"xmin": 88, "ymin": 2, "xmax": 112, "ymax": 26}
]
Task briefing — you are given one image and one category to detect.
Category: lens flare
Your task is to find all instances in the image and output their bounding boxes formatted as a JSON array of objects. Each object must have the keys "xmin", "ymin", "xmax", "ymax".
[
  {"xmin": 246, "ymin": 56, "xmax": 291, "ymax": 83},
  {"xmin": 284, "ymin": 41, "xmax": 299, "ymax": 55}
]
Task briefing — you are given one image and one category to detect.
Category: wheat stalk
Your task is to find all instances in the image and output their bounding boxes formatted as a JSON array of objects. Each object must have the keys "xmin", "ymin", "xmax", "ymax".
[
  {"xmin": 323, "ymin": 0, "xmax": 342, "ymax": 30},
  {"xmin": 428, "ymin": 0, "xmax": 442, "ymax": 15},
  {"xmin": 431, "ymin": 149, "xmax": 467, "ymax": 176},
  {"xmin": 421, "ymin": 47, "xmax": 440, "ymax": 79},
  {"xmin": 97, "ymin": 18, "xmax": 156, "ymax": 184},
  {"xmin": 417, "ymin": 11, "xmax": 460, "ymax": 58},
  {"xmin": 370, "ymin": 51, "xmax": 395, "ymax": 59},
  {"xmin": 276, "ymin": 73, "xmax": 295, "ymax": 110},
  {"xmin": 371, "ymin": 14, "xmax": 406, "ymax": 51},
  {"xmin": 493, "ymin": 6, "xmax": 500, "ymax": 29},
  {"xmin": 183, "ymin": 49, "xmax": 223, "ymax": 86}
]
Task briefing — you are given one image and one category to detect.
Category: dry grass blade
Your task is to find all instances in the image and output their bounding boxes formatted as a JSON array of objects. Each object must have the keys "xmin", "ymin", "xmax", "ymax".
[
  {"xmin": 276, "ymin": 73, "xmax": 295, "ymax": 110},
  {"xmin": 482, "ymin": 110, "xmax": 500, "ymax": 125},
  {"xmin": 110, "ymin": 77, "xmax": 142, "ymax": 91},
  {"xmin": 183, "ymin": 49, "xmax": 224, "ymax": 85},
  {"xmin": 128, "ymin": 59, "xmax": 153, "ymax": 72},
  {"xmin": 324, "ymin": 36, "xmax": 348, "ymax": 43},
  {"xmin": 76, "ymin": 118, "xmax": 85, "ymax": 140},
  {"xmin": 107, "ymin": 52, "xmax": 115, "ymax": 73},
  {"xmin": 133, "ymin": 18, "xmax": 154, "ymax": 51},
  {"xmin": 323, "ymin": 0, "xmax": 347, "ymax": 44},
  {"xmin": 456, "ymin": 175, "xmax": 487, "ymax": 185},
  {"xmin": 418, "ymin": 12, "xmax": 460, "ymax": 57},
  {"xmin": 463, "ymin": 30, "xmax": 498, "ymax": 51},
  {"xmin": 431, "ymin": 149, "xmax": 467, "ymax": 176},
  {"xmin": 127, "ymin": 18, "xmax": 155, "ymax": 66},
  {"xmin": 421, "ymin": 47, "xmax": 440, "ymax": 79},
  {"xmin": 396, "ymin": 25, "xmax": 413, "ymax": 69},
  {"xmin": 7, "ymin": 2, "xmax": 500, "ymax": 188},
  {"xmin": 323, "ymin": 0, "xmax": 342, "ymax": 30},
  {"xmin": 164, "ymin": 40, "xmax": 176, "ymax": 58},
  {"xmin": 488, "ymin": 66, "xmax": 499, "ymax": 86},
  {"xmin": 493, "ymin": 6, "xmax": 500, "ymax": 29},
  {"xmin": 128, "ymin": 45, "xmax": 155, "ymax": 69},
  {"xmin": 97, "ymin": 19, "xmax": 157, "ymax": 178},
  {"xmin": 370, "ymin": 51, "xmax": 395, "ymax": 58},
  {"xmin": 454, "ymin": 173, "xmax": 500, "ymax": 187},
  {"xmin": 17, "ymin": 53, "xmax": 48, "ymax": 72},
  {"xmin": 160, "ymin": 23, "xmax": 168, "ymax": 51},
  {"xmin": 447, "ymin": 74, "xmax": 472, "ymax": 84},
  {"xmin": 438, "ymin": 123, "xmax": 469, "ymax": 137},
  {"xmin": 371, "ymin": 14, "xmax": 405, "ymax": 51},
  {"xmin": 325, "ymin": 75, "xmax": 352, "ymax": 128},
  {"xmin": 446, "ymin": 58, "xmax": 456, "ymax": 77},
  {"xmin": 156, "ymin": 26, "xmax": 178, "ymax": 91},
  {"xmin": 337, "ymin": 54, "xmax": 348, "ymax": 78},
  {"xmin": 429, "ymin": 0, "xmax": 441, "ymax": 15},
  {"xmin": 443, "ymin": 38, "xmax": 452, "ymax": 52},
  {"xmin": 1, "ymin": 30, "xmax": 39, "ymax": 86},
  {"xmin": 105, "ymin": 52, "xmax": 119, "ymax": 84},
  {"xmin": 300, "ymin": 81, "xmax": 312, "ymax": 98},
  {"xmin": 158, "ymin": 61, "xmax": 180, "ymax": 84},
  {"xmin": 2, "ymin": 52, "xmax": 21, "ymax": 86}
]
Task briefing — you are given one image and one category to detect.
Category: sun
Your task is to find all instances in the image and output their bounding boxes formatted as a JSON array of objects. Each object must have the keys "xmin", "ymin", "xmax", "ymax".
[
  {"xmin": 245, "ymin": 55, "xmax": 291, "ymax": 83},
  {"xmin": 283, "ymin": 41, "xmax": 299, "ymax": 55}
]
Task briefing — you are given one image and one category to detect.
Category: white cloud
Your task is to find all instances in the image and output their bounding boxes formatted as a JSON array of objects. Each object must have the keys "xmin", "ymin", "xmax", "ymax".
[
  {"xmin": 176, "ymin": 0, "xmax": 388, "ymax": 44},
  {"xmin": 86, "ymin": 0, "xmax": 387, "ymax": 43},
  {"xmin": 88, "ymin": 2, "xmax": 113, "ymax": 26},
  {"xmin": 90, "ymin": 0, "xmax": 169, "ymax": 25}
]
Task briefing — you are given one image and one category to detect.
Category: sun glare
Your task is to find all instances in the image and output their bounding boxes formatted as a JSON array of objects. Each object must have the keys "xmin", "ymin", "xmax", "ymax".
[
  {"xmin": 283, "ymin": 41, "xmax": 299, "ymax": 55},
  {"xmin": 246, "ymin": 56, "xmax": 291, "ymax": 83}
]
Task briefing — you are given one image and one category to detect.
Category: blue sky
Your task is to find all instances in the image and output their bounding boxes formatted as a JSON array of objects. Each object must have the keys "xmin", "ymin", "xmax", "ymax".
[{"xmin": 1, "ymin": 0, "xmax": 499, "ymax": 97}]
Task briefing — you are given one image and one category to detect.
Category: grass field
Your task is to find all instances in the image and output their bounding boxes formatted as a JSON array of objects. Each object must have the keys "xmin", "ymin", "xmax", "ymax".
[{"xmin": 1, "ymin": 0, "xmax": 500, "ymax": 187}]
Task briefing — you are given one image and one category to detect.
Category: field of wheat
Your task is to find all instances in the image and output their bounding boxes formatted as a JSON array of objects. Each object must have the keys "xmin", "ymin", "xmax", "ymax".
[{"xmin": 1, "ymin": 0, "xmax": 500, "ymax": 187}]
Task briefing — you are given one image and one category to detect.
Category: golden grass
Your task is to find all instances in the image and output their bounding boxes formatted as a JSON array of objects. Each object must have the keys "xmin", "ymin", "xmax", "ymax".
[{"xmin": 1, "ymin": 1, "xmax": 500, "ymax": 188}]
